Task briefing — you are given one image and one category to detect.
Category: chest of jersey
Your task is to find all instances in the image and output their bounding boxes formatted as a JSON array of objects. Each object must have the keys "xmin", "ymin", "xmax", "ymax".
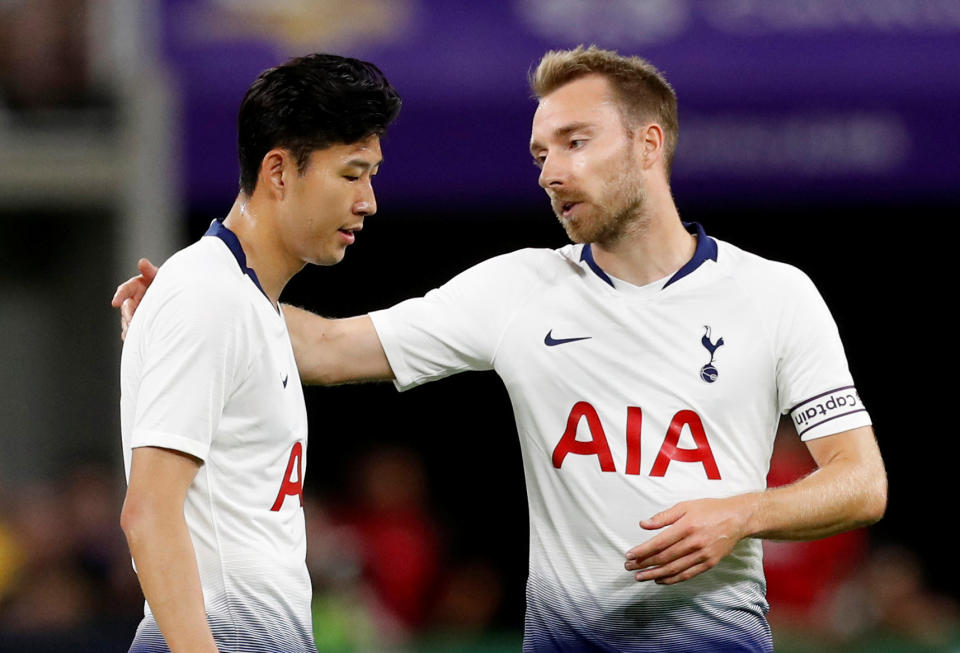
[
  {"xmin": 213, "ymin": 300, "xmax": 308, "ymax": 514},
  {"xmin": 494, "ymin": 275, "xmax": 779, "ymax": 490}
]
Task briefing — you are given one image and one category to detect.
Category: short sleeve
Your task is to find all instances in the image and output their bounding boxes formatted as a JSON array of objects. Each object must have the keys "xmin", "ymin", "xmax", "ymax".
[
  {"xmin": 775, "ymin": 267, "xmax": 872, "ymax": 441},
  {"xmin": 370, "ymin": 250, "xmax": 550, "ymax": 391},
  {"xmin": 127, "ymin": 285, "xmax": 244, "ymax": 460}
]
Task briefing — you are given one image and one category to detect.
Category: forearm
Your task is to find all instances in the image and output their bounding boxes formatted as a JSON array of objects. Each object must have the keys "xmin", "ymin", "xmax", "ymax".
[
  {"xmin": 283, "ymin": 304, "xmax": 393, "ymax": 385},
  {"xmin": 745, "ymin": 431, "xmax": 887, "ymax": 540},
  {"xmin": 124, "ymin": 511, "xmax": 218, "ymax": 653},
  {"xmin": 625, "ymin": 427, "xmax": 886, "ymax": 584}
]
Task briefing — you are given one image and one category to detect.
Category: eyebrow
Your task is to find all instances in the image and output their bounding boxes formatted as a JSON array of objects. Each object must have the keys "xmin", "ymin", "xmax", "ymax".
[
  {"xmin": 529, "ymin": 121, "xmax": 594, "ymax": 155},
  {"xmin": 342, "ymin": 158, "xmax": 383, "ymax": 174},
  {"xmin": 345, "ymin": 158, "xmax": 383, "ymax": 169}
]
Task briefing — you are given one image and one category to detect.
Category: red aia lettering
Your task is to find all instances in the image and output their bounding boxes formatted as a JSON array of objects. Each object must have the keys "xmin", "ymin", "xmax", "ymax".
[
  {"xmin": 552, "ymin": 403, "xmax": 721, "ymax": 479},
  {"xmin": 625, "ymin": 406, "xmax": 642, "ymax": 475},
  {"xmin": 650, "ymin": 410, "xmax": 721, "ymax": 480},
  {"xmin": 270, "ymin": 441, "xmax": 304, "ymax": 511},
  {"xmin": 552, "ymin": 401, "xmax": 616, "ymax": 472}
]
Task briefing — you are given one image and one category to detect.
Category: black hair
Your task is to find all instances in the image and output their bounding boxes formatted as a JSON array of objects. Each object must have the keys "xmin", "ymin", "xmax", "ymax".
[{"xmin": 237, "ymin": 53, "xmax": 401, "ymax": 195}]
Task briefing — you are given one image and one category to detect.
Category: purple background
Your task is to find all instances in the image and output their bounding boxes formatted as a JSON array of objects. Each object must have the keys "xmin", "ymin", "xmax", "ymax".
[{"xmin": 161, "ymin": 0, "xmax": 960, "ymax": 211}]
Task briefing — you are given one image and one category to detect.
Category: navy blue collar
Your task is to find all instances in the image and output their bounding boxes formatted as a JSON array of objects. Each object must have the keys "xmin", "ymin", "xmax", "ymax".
[
  {"xmin": 580, "ymin": 221, "xmax": 718, "ymax": 290},
  {"xmin": 204, "ymin": 219, "xmax": 269, "ymax": 299}
]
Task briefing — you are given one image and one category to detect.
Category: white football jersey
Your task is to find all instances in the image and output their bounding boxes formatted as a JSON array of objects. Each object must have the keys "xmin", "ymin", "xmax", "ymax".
[
  {"xmin": 120, "ymin": 221, "xmax": 314, "ymax": 652},
  {"xmin": 370, "ymin": 223, "xmax": 871, "ymax": 652}
]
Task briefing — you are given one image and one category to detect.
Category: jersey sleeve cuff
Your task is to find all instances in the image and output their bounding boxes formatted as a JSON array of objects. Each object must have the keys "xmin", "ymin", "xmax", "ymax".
[
  {"xmin": 368, "ymin": 309, "xmax": 418, "ymax": 392},
  {"xmin": 788, "ymin": 386, "xmax": 872, "ymax": 441},
  {"xmin": 129, "ymin": 429, "xmax": 210, "ymax": 461}
]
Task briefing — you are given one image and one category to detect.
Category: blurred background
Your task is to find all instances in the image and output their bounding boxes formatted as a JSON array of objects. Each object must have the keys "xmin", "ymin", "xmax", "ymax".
[{"xmin": 1, "ymin": 0, "xmax": 957, "ymax": 651}]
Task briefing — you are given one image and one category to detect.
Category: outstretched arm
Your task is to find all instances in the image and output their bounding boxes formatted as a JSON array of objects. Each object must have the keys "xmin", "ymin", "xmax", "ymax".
[
  {"xmin": 112, "ymin": 258, "xmax": 394, "ymax": 385},
  {"xmin": 282, "ymin": 307, "xmax": 394, "ymax": 385},
  {"xmin": 624, "ymin": 425, "xmax": 886, "ymax": 584}
]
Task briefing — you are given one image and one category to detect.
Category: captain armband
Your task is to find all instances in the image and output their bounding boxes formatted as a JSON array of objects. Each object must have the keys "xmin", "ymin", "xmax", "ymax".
[{"xmin": 789, "ymin": 386, "xmax": 870, "ymax": 440}]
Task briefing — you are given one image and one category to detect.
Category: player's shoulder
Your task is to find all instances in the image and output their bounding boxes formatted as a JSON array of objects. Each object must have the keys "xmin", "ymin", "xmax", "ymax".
[
  {"xmin": 452, "ymin": 246, "xmax": 574, "ymax": 288},
  {"xmin": 715, "ymin": 239, "xmax": 818, "ymax": 296},
  {"xmin": 140, "ymin": 237, "xmax": 250, "ymax": 321}
]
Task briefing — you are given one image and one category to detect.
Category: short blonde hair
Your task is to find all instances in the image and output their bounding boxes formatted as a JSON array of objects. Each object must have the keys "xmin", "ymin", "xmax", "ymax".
[{"xmin": 530, "ymin": 45, "xmax": 678, "ymax": 175}]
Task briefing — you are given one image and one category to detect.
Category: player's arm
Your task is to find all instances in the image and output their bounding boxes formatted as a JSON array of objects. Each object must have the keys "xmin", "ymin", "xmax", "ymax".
[
  {"xmin": 282, "ymin": 306, "xmax": 394, "ymax": 385},
  {"xmin": 112, "ymin": 258, "xmax": 393, "ymax": 385},
  {"xmin": 120, "ymin": 446, "xmax": 219, "ymax": 653},
  {"xmin": 624, "ymin": 425, "xmax": 886, "ymax": 584}
]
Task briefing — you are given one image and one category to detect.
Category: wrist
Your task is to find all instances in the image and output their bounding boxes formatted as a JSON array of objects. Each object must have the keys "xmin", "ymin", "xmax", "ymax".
[{"xmin": 739, "ymin": 491, "xmax": 765, "ymax": 539}]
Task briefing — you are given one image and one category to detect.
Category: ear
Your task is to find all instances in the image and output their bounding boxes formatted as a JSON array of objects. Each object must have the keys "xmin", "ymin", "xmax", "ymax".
[
  {"xmin": 636, "ymin": 123, "xmax": 664, "ymax": 171},
  {"xmin": 258, "ymin": 148, "xmax": 293, "ymax": 200}
]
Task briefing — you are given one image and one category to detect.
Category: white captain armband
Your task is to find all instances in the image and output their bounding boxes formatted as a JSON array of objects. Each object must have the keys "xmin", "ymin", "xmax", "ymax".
[{"xmin": 789, "ymin": 386, "xmax": 871, "ymax": 440}]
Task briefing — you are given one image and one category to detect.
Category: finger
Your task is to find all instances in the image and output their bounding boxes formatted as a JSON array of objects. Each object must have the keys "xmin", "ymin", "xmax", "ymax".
[
  {"xmin": 640, "ymin": 503, "xmax": 685, "ymax": 531},
  {"xmin": 625, "ymin": 537, "xmax": 698, "ymax": 571},
  {"xmin": 111, "ymin": 282, "xmax": 127, "ymax": 307},
  {"xmin": 121, "ymin": 317, "xmax": 128, "ymax": 342},
  {"xmin": 138, "ymin": 258, "xmax": 158, "ymax": 281},
  {"xmin": 653, "ymin": 561, "xmax": 715, "ymax": 585},
  {"xmin": 121, "ymin": 297, "xmax": 137, "ymax": 328},
  {"xmin": 112, "ymin": 277, "xmax": 144, "ymax": 307},
  {"xmin": 633, "ymin": 550, "xmax": 709, "ymax": 583},
  {"xmin": 626, "ymin": 525, "xmax": 687, "ymax": 563}
]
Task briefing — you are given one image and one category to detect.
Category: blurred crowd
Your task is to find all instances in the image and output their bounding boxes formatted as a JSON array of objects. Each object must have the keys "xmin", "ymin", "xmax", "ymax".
[
  {"xmin": 0, "ymin": 449, "xmax": 510, "ymax": 652},
  {"xmin": 1, "ymin": 434, "xmax": 958, "ymax": 652},
  {"xmin": 762, "ymin": 422, "xmax": 960, "ymax": 653},
  {"xmin": 0, "ymin": 0, "xmax": 102, "ymax": 113}
]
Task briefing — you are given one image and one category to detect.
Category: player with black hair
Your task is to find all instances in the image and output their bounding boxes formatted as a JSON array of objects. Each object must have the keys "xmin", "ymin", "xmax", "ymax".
[
  {"xmin": 117, "ymin": 53, "xmax": 399, "ymax": 652},
  {"xmin": 116, "ymin": 47, "xmax": 885, "ymax": 652}
]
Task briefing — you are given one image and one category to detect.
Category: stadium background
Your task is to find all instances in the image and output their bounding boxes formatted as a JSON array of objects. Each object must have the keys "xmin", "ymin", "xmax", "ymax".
[{"xmin": 0, "ymin": 1, "xmax": 957, "ymax": 651}]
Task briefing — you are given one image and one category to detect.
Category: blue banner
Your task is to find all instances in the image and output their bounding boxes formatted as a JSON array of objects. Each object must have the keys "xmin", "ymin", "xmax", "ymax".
[{"xmin": 161, "ymin": 0, "xmax": 960, "ymax": 208}]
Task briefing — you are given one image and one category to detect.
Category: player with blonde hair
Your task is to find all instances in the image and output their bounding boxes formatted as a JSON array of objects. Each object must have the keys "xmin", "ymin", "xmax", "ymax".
[{"xmin": 116, "ymin": 46, "xmax": 885, "ymax": 652}]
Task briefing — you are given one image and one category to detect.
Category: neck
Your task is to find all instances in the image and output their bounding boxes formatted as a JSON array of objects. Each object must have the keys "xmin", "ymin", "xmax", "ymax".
[
  {"xmin": 591, "ymin": 188, "xmax": 694, "ymax": 287},
  {"xmin": 222, "ymin": 194, "xmax": 302, "ymax": 307}
]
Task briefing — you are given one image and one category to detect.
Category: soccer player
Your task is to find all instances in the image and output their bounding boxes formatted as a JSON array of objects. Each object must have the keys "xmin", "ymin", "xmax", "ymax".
[
  {"xmin": 115, "ymin": 47, "xmax": 886, "ymax": 652},
  {"xmin": 116, "ymin": 54, "xmax": 400, "ymax": 652}
]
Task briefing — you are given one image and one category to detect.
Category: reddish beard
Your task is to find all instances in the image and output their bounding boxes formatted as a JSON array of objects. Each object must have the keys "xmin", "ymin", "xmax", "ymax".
[
  {"xmin": 555, "ymin": 179, "xmax": 645, "ymax": 244},
  {"xmin": 551, "ymin": 143, "xmax": 646, "ymax": 245}
]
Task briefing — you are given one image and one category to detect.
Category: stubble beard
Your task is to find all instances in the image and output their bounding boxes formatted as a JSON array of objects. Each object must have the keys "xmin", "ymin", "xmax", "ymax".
[{"xmin": 557, "ymin": 162, "xmax": 647, "ymax": 245}]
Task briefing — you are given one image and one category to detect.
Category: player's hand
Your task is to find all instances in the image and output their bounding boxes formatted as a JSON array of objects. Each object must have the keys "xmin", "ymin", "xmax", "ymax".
[
  {"xmin": 111, "ymin": 258, "xmax": 158, "ymax": 341},
  {"xmin": 624, "ymin": 494, "xmax": 758, "ymax": 585}
]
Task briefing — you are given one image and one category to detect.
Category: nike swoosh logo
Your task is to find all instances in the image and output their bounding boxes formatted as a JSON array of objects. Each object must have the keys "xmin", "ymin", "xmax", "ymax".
[
  {"xmin": 282, "ymin": 374, "xmax": 289, "ymax": 388},
  {"xmin": 544, "ymin": 330, "xmax": 592, "ymax": 347}
]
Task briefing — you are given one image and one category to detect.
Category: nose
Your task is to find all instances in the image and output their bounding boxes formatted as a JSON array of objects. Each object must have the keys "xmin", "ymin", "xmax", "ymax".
[
  {"xmin": 354, "ymin": 182, "xmax": 377, "ymax": 217},
  {"xmin": 538, "ymin": 152, "xmax": 567, "ymax": 190}
]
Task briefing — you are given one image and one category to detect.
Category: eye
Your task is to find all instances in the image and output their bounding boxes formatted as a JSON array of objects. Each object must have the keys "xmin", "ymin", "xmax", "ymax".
[
  {"xmin": 532, "ymin": 156, "xmax": 545, "ymax": 169},
  {"xmin": 570, "ymin": 139, "xmax": 586, "ymax": 150},
  {"xmin": 343, "ymin": 175, "xmax": 359, "ymax": 182}
]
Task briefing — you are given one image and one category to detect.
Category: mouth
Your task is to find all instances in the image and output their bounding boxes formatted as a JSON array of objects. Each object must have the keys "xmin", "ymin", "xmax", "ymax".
[
  {"xmin": 338, "ymin": 225, "xmax": 363, "ymax": 244},
  {"xmin": 556, "ymin": 201, "xmax": 581, "ymax": 219}
]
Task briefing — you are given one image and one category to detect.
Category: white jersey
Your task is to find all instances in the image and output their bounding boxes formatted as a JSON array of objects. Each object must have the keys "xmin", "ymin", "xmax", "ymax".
[
  {"xmin": 120, "ymin": 220, "xmax": 314, "ymax": 653},
  {"xmin": 370, "ymin": 222, "xmax": 871, "ymax": 652}
]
